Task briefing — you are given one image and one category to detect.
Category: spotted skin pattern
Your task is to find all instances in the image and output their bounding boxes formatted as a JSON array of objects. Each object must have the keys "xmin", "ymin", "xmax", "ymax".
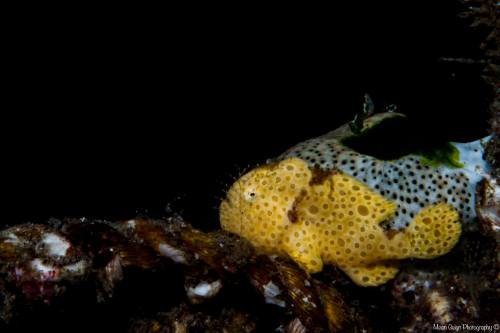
[
  {"xmin": 220, "ymin": 113, "xmax": 490, "ymax": 286},
  {"xmin": 277, "ymin": 113, "xmax": 490, "ymax": 229},
  {"xmin": 220, "ymin": 158, "xmax": 462, "ymax": 286}
]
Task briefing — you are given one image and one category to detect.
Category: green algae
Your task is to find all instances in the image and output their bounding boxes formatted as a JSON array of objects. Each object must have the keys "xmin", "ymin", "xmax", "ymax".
[
  {"xmin": 341, "ymin": 114, "xmax": 464, "ymax": 168},
  {"xmin": 417, "ymin": 143, "xmax": 464, "ymax": 168}
]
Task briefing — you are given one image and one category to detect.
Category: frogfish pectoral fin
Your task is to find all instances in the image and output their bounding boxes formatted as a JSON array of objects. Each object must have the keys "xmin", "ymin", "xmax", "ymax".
[
  {"xmin": 340, "ymin": 261, "xmax": 400, "ymax": 286},
  {"xmin": 282, "ymin": 223, "xmax": 324, "ymax": 274},
  {"xmin": 403, "ymin": 203, "xmax": 462, "ymax": 259}
]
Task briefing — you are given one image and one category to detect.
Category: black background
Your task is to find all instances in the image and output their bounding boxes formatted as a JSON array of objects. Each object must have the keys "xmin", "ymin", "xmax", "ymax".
[{"xmin": 2, "ymin": 1, "xmax": 491, "ymax": 229}]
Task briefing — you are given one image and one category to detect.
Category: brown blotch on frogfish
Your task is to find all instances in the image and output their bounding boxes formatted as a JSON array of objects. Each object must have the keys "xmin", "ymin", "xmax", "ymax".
[{"xmin": 220, "ymin": 112, "xmax": 495, "ymax": 287}]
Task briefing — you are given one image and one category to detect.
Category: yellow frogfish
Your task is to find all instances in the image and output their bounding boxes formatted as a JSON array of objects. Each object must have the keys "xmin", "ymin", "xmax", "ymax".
[{"xmin": 220, "ymin": 112, "xmax": 493, "ymax": 286}]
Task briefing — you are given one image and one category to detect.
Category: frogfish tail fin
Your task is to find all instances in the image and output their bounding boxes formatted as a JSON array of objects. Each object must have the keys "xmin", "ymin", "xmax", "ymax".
[{"xmin": 403, "ymin": 203, "xmax": 461, "ymax": 259}]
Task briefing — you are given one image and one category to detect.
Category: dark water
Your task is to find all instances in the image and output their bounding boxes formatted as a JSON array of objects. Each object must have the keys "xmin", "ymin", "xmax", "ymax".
[{"xmin": 3, "ymin": 1, "xmax": 490, "ymax": 231}]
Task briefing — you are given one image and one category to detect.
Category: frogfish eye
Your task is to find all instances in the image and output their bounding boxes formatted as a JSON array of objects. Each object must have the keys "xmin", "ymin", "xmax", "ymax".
[{"xmin": 244, "ymin": 191, "xmax": 257, "ymax": 201}]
